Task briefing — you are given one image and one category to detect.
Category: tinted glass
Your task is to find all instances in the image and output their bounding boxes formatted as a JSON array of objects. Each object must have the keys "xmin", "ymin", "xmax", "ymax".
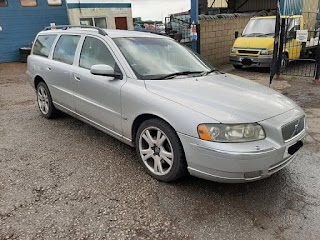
[
  {"xmin": 95, "ymin": 18, "xmax": 107, "ymax": 28},
  {"xmin": 0, "ymin": 0, "xmax": 8, "ymax": 7},
  {"xmin": 33, "ymin": 35, "xmax": 57, "ymax": 58},
  {"xmin": 53, "ymin": 35, "xmax": 80, "ymax": 65},
  {"xmin": 20, "ymin": 0, "xmax": 37, "ymax": 6},
  {"xmin": 80, "ymin": 37, "xmax": 115, "ymax": 69}
]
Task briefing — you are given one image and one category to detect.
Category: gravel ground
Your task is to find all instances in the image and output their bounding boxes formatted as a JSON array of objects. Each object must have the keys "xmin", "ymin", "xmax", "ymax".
[{"xmin": 0, "ymin": 63, "xmax": 320, "ymax": 240}]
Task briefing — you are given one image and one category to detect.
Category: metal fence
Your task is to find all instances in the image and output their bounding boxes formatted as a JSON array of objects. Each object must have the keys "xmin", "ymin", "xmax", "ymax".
[
  {"xmin": 165, "ymin": 16, "xmax": 194, "ymax": 50},
  {"xmin": 280, "ymin": 18, "xmax": 320, "ymax": 78}
]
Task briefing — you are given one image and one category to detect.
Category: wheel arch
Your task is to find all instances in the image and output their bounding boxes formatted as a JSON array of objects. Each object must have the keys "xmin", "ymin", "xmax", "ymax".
[
  {"xmin": 283, "ymin": 51, "xmax": 289, "ymax": 59},
  {"xmin": 131, "ymin": 113, "xmax": 177, "ymax": 147},
  {"xmin": 34, "ymin": 75, "xmax": 45, "ymax": 88}
]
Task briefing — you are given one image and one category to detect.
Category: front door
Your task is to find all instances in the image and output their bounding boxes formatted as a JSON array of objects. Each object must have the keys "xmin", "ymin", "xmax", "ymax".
[
  {"xmin": 115, "ymin": 17, "xmax": 128, "ymax": 30},
  {"xmin": 72, "ymin": 36, "xmax": 125, "ymax": 134}
]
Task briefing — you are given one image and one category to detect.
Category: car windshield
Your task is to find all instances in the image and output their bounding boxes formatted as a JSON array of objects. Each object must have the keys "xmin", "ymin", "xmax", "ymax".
[
  {"xmin": 242, "ymin": 18, "xmax": 276, "ymax": 37},
  {"xmin": 114, "ymin": 37, "xmax": 216, "ymax": 80}
]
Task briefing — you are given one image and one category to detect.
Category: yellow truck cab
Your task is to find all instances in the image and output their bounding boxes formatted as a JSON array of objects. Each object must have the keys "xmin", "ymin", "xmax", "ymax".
[{"xmin": 230, "ymin": 15, "xmax": 306, "ymax": 69}]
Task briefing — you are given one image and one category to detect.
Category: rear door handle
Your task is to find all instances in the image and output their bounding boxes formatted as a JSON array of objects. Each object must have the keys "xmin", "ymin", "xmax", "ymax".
[{"xmin": 47, "ymin": 66, "xmax": 52, "ymax": 71}]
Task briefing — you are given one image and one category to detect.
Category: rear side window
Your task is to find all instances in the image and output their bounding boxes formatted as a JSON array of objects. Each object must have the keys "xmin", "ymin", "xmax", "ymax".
[
  {"xmin": 53, "ymin": 35, "xmax": 80, "ymax": 65},
  {"xmin": 79, "ymin": 37, "xmax": 115, "ymax": 69},
  {"xmin": 0, "ymin": 0, "xmax": 8, "ymax": 7},
  {"xmin": 33, "ymin": 35, "xmax": 57, "ymax": 58}
]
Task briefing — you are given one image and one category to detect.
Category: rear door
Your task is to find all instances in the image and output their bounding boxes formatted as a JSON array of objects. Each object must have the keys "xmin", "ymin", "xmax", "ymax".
[
  {"xmin": 49, "ymin": 34, "xmax": 81, "ymax": 111},
  {"xmin": 28, "ymin": 34, "xmax": 58, "ymax": 86},
  {"xmin": 72, "ymin": 36, "xmax": 126, "ymax": 134}
]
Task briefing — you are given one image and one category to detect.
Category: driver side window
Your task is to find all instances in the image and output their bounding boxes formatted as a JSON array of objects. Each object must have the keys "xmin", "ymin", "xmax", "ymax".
[{"xmin": 79, "ymin": 37, "xmax": 116, "ymax": 70}]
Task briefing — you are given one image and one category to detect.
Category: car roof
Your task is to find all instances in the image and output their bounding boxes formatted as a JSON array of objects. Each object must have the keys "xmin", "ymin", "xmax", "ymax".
[{"xmin": 41, "ymin": 28, "xmax": 168, "ymax": 39}]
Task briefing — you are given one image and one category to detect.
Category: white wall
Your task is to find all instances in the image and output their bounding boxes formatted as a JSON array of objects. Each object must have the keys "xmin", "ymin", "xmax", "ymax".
[{"xmin": 66, "ymin": 0, "xmax": 133, "ymax": 30}]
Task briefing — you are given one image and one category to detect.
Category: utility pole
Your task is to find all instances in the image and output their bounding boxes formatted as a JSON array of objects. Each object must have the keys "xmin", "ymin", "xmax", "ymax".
[{"xmin": 191, "ymin": 0, "xmax": 199, "ymax": 53}]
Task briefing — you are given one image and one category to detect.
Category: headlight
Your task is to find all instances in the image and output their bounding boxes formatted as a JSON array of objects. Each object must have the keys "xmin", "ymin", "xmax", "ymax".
[
  {"xmin": 260, "ymin": 50, "xmax": 273, "ymax": 55},
  {"xmin": 231, "ymin": 48, "xmax": 236, "ymax": 53},
  {"xmin": 197, "ymin": 123, "xmax": 266, "ymax": 143}
]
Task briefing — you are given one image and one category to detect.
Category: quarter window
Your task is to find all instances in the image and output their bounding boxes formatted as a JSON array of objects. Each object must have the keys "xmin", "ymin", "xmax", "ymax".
[
  {"xmin": 33, "ymin": 35, "xmax": 57, "ymax": 58},
  {"xmin": 0, "ymin": 0, "xmax": 8, "ymax": 7},
  {"xmin": 47, "ymin": 0, "xmax": 62, "ymax": 6},
  {"xmin": 53, "ymin": 35, "xmax": 80, "ymax": 65},
  {"xmin": 20, "ymin": 0, "xmax": 37, "ymax": 7},
  {"xmin": 80, "ymin": 37, "xmax": 115, "ymax": 70}
]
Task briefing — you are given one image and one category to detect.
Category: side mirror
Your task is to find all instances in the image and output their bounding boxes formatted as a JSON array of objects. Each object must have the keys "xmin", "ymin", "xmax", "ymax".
[
  {"xmin": 90, "ymin": 64, "xmax": 122, "ymax": 79},
  {"xmin": 235, "ymin": 31, "xmax": 239, "ymax": 38}
]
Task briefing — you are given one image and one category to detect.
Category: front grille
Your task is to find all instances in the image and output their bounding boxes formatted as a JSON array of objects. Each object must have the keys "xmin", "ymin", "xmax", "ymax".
[
  {"xmin": 281, "ymin": 116, "xmax": 305, "ymax": 142},
  {"xmin": 237, "ymin": 50, "xmax": 259, "ymax": 54}
]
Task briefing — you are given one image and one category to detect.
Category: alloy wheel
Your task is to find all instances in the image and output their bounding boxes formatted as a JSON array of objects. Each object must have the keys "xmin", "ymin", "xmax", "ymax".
[
  {"xmin": 138, "ymin": 127, "xmax": 174, "ymax": 176},
  {"xmin": 37, "ymin": 85, "xmax": 50, "ymax": 115}
]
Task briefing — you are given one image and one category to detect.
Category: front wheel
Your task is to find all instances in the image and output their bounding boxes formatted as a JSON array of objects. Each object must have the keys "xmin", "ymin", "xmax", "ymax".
[
  {"xmin": 136, "ymin": 119, "xmax": 187, "ymax": 182},
  {"xmin": 36, "ymin": 82, "xmax": 58, "ymax": 119},
  {"xmin": 233, "ymin": 64, "xmax": 243, "ymax": 69}
]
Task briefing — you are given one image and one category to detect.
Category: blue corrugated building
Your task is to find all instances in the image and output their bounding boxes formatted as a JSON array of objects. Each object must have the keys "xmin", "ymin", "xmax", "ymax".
[
  {"xmin": 0, "ymin": 0, "xmax": 69, "ymax": 63},
  {"xmin": 280, "ymin": 0, "xmax": 304, "ymax": 15}
]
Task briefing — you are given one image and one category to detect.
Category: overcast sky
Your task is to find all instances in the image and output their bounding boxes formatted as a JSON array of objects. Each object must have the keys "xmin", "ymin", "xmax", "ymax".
[{"xmin": 131, "ymin": 0, "xmax": 191, "ymax": 21}]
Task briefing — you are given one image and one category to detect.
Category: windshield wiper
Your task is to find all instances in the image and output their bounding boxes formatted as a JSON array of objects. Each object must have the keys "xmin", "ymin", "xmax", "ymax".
[
  {"xmin": 242, "ymin": 33, "xmax": 261, "ymax": 37},
  {"xmin": 153, "ymin": 71, "xmax": 204, "ymax": 80},
  {"xmin": 255, "ymin": 32, "xmax": 275, "ymax": 37},
  {"xmin": 201, "ymin": 69, "xmax": 221, "ymax": 76}
]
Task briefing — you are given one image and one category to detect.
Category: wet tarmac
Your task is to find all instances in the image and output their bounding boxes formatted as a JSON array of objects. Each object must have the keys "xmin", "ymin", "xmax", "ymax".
[{"xmin": 0, "ymin": 63, "xmax": 320, "ymax": 239}]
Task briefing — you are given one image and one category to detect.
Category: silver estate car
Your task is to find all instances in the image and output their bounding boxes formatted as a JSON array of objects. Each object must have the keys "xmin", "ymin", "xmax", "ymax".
[{"xmin": 27, "ymin": 26, "xmax": 307, "ymax": 183}]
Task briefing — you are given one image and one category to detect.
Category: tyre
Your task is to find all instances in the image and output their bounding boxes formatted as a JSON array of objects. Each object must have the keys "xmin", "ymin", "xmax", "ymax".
[
  {"xmin": 36, "ymin": 82, "xmax": 58, "ymax": 119},
  {"xmin": 233, "ymin": 64, "xmax": 243, "ymax": 69},
  {"xmin": 136, "ymin": 118, "xmax": 187, "ymax": 182},
  {"xmin": 281, "ymin": 53, "xmax": 289, "ymax": 68}
]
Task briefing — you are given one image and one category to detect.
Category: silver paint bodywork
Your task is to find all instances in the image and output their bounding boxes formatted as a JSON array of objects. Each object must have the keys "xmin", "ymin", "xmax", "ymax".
[{"xmin": 27, "ymin": 29, "xmax": 306, "ymax": 183}]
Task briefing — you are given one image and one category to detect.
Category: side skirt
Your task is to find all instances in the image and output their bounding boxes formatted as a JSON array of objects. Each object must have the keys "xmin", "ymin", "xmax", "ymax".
[{"xmin": 53, "ymin": 102, "xmax": 134, "ymax": 147}]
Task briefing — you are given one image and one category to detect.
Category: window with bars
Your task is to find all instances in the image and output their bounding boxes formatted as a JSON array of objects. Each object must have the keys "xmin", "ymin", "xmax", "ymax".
[
  {"xmin": 48, "ymin": 0, "xmax": 62, "ymax": 6},
  {"xmin": 0, "ymin": 0, "xmax": 8, "ymax": 7},
  {"xmin": 20, "ymin": 0, "xmax": 37, "ymax": 7}
]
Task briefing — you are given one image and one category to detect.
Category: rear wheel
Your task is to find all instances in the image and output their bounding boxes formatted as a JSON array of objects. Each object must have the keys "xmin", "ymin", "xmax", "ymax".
[
  {"xmin": 36, "ymin": 82, "xmax": 58, "ymax": 119},
  {"xmin": 136, "ymin": 119, "xmax": 187, "ymax": 182},
  {"xmin": 233, "ymin": 64, "xmax": 243, "ymax": 69},
  {"xmin": 281, "ymin": 53, "xmax": 289, "ymax": 68}
]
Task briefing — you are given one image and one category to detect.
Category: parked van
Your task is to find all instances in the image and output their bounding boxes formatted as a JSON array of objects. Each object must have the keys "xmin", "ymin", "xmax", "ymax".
[{"xmin": 230, "ymin": 15, "xmax": 319, "ymax": 69}]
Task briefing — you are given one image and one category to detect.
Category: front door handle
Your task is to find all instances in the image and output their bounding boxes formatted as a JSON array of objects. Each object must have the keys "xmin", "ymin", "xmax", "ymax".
[{"xmin": 74, "ymin": 75, "xmax": 81, "ymax": 81}]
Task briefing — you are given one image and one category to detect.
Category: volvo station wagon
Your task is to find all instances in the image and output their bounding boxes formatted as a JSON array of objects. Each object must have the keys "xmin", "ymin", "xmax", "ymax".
[{"xmin": 27, "ymin": 26, "xmax": 307, "ymax": 183}]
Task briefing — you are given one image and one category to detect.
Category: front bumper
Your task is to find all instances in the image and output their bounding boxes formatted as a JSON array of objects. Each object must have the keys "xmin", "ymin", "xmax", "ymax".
[
  {"xmin": 179, "ymin": 132, "xmax": 306, "ymax": 183},
  {"xmin": 178, "ymin": 110, "xmax": 307, "ymax": 183},
  {"xmin": 230, "ymin": 55, "xmax": 272, "ymax": 67}
]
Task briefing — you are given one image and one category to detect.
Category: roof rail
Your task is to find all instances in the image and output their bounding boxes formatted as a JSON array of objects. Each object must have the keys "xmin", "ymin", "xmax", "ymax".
[{"xmin": 44, "ymin": 25, "xmax": 107, "ymax": 36}]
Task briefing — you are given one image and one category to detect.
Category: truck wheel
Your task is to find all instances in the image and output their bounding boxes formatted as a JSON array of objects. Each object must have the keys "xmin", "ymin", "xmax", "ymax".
[
  {"xmin": 233, "ymin": 64, "xmax": 243, "ymax": 69},
  {"xmin": 281, "ymin": 53, "xmax": 289, "ymax": 68}
]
